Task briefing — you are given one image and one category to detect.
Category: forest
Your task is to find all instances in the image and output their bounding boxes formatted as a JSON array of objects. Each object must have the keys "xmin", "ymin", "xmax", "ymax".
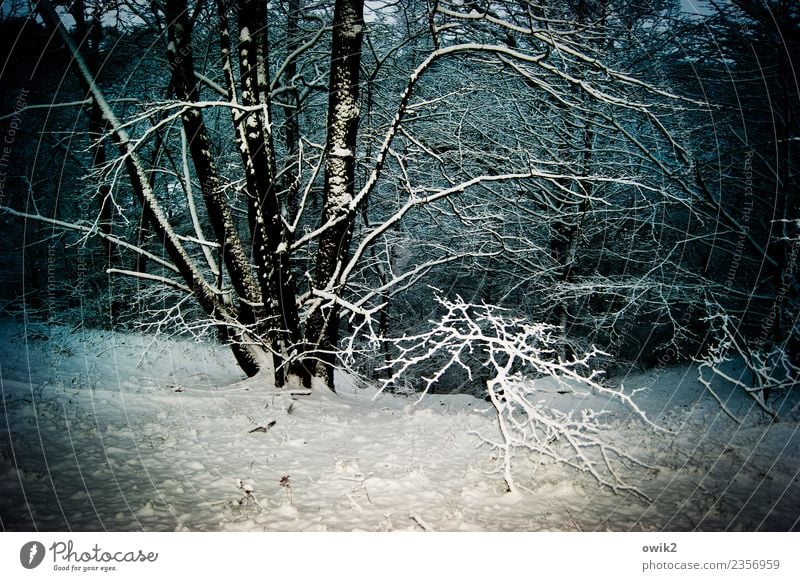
[{"xmin": 1, "ymin": 0, "xmax": 799, "ymax": 531}]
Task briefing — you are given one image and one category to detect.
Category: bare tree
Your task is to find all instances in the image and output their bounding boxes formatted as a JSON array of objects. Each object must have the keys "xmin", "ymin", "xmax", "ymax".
[
  {"xmin": 379, "ymin": 294, "xmax": 665, "ymax": 497},
  {"xmin": 3, "ymin": 0, "xmax": 723, "ymax": 393}
]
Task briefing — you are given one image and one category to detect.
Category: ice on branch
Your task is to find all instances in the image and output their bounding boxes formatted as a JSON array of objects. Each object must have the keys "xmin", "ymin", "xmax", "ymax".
[{"xmin": 378, "ymin": 295, "xmax": 663, "ymax": 499}]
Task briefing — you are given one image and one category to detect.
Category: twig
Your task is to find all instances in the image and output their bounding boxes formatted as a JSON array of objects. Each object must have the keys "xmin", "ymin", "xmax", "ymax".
[{"xmin": 409, "ymin": 513, "xmax": 433, "ymax": 531}]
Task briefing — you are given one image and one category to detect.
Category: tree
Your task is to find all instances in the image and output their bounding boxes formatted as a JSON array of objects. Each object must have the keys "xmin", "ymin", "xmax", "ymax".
[
  {"xmin": 670, "ymin": 0, "xmax": 800, "ymax": 418},
  {"xmin": 24, "ymin": 0, "xmax": 365, "ymax": 388},
  {"xmin": 379, "ymin": 294, "xmax": 664, "ymax": 497},
  {"xmin": 3, "ymin": 0, "xmax": 723, "ymax": 394},
  {"xmin": 388, "ymin": 1, "xmax": 716, "ymax": 368}
]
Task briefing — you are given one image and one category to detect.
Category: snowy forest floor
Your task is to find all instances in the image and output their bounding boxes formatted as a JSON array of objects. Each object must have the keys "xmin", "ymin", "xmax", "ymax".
[{"xmin": 1, "ymin": 321, "xmax": 799, "ymax": 531}]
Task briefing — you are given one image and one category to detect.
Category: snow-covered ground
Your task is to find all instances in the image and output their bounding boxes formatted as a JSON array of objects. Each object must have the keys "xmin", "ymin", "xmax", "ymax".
[{"xmin": 1, "ymin": 321, "xmax": 799, "ymax": 531}]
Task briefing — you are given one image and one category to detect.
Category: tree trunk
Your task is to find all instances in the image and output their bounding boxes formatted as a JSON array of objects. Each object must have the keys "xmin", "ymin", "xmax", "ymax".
[
  {"xmin": 305, "ymin": 0, "xmax": 365, "ymax": 389},
  {"xmin": 281, "ymin": 0, "xmax": 303, "ymax": 223},
  {"xmin": 165, "ymin": 0, "xmax": 282, "ymax": 377},
  {"xmin": 232, "ymin": 0, "xmax": 307, "ymax": 386}
]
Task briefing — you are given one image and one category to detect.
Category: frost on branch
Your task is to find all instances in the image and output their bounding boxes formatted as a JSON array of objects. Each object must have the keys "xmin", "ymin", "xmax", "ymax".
[
  {"xmin": 379, "ymin": 295, "xmax": 662, "ymax": 499},
  {"xmin": 697, "ymin": 312, "xmax": 799, "ymax": 423}
]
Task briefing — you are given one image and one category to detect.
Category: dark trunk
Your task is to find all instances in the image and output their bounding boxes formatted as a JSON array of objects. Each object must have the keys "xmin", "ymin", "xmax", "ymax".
[
  {"xmin": 39, "ymin": 0, "xmax": 272, "ymax": 379},
  {"xmin": 233, "ymin": 0, "xmax": 306, "ymax": 386},
  {"xmin": 305, "ymin": 0, "xmax": 365, "ymax": 389},
  {"xmin": 281, "ymin": 0, "xmax": 303, "ymax": 223},
  {"xmin": 165, "ymin": 0, "xmax": 271, "ymax": 371}
]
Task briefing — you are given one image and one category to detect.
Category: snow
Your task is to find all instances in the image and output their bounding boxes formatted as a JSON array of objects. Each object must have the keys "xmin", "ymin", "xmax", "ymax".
[
  {"xmin": 330, "ymin": 147, "xmax": 354, "ymax": 158},
  {"xmin": 334, "ymin": 100, "xmax": 359, "ymax": 121},
  {"xmin": 1, "ymin": 321, "xmax": 799, "ymax": 531}
]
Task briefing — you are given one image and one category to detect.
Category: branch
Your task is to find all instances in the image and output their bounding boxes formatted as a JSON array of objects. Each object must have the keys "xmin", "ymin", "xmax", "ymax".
[
  {"xmin": 270, "ymin": 25, "xmax": 332, "ymax": 92},
  {"xmin": 106, "ymin": 268, "xmax": 192, "ymax": 294},
  {"xmin": 193, "ymin": 71, "xmax": 229, "ymax": 98},
  {"xmin": 0, "ymin": 205, "xmax": 178, "ymax": 273},
  {"xmin": 35, "ymin": 0, "xmax": 233, "ymax": 329},
  {"xmin": 378, "ymin": 294, "xmax": 663, "ymax": 498}
]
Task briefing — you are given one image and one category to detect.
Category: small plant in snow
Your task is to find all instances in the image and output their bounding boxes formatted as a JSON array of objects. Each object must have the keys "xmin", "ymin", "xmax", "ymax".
[
  {"xmin": 279, "ymin": 474, "xmax": 293, "ymax": 505},
  {"xmin": 230, "ymin": 478, "xmax": 263, "ymax": 513},
  {"xmin": 379, "ymin": 295, "xmax": 664, "ymax": 499}
]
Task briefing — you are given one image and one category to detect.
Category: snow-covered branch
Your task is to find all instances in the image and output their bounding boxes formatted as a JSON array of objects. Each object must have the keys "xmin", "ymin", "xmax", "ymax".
[
  {"xmin": 379, "ymin": 294, "xmax": 663, "ymax": 498},
  {"xmin": 697, "ymin": 311, "xmax": 795, "ymax": 423},
  {"xmin": 0, "ymin": 205, "xmax": 178, "ymax": 273}
]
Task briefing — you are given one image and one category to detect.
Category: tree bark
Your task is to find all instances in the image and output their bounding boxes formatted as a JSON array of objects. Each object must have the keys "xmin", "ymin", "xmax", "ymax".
[
  {"xmin": 233, "ymin": 0, "xmax": 306, "ymax": 386},
  {"xmin": 165, "ymin": 0, "xmax": 264, "ymax": 319},
  {"xmin": 305, "ymin": 0, "xmax": 365, "ymax": 389}
]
